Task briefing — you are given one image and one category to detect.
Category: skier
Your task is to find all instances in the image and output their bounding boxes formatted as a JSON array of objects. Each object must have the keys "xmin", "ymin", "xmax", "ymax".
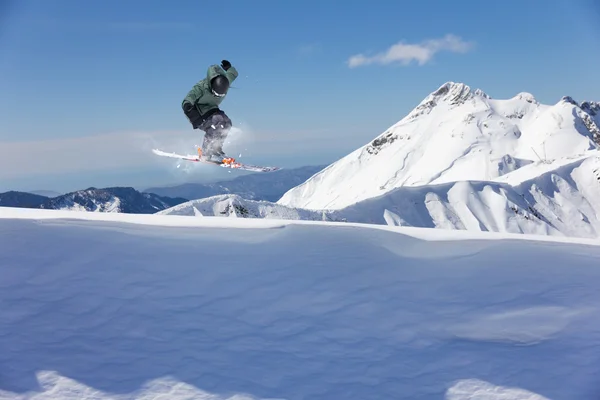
[{"xmin": 181, "ymin": 60, "xmax": 238, "ymax": 161}]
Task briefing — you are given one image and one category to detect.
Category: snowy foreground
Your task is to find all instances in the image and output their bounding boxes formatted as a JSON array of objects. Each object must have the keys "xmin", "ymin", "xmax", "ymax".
[{"xmin": 1, "ymin": 207, "xmax": 600, "ymax": 399}]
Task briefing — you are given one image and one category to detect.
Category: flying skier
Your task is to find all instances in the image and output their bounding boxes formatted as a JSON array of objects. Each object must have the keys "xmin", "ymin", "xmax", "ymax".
[{"xmin": 181, "ymin": 60, "xmax": 238, "ymax": 161}]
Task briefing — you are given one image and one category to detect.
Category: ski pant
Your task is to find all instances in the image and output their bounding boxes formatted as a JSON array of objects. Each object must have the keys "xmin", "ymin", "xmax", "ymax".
[{"xmin": 182, "ymin": 102, "xmax": 232, "ymax": 155}]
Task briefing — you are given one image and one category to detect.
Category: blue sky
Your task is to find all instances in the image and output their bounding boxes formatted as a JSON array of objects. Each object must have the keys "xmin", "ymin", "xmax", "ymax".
[{"xmin": 1, "ymin": 0, "xmax": 599, "ymax": 193}]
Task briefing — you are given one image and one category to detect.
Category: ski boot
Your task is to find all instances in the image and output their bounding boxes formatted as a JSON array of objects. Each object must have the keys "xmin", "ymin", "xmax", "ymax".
[{"xmin": 198, "ymin": 147, "xmax": 231, "ymax": 163}]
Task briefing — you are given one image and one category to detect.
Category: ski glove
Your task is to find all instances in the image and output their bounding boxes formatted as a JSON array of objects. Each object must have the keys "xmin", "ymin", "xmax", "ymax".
[{"xmin": 221, "ymin": 60, "xmax": 231, "ymax": 71}]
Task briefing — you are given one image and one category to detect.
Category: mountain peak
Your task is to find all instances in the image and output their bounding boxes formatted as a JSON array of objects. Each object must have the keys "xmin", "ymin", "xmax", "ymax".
[
  {"xmin": 430, "ymin": 82, "xmax": 480, "ymax": 103},
  {"xmin": 561, "ymin": 95, "xmax": 578, "ymax": 106},
  {"xmin": 407, "ymin": 81, "xmax": 489, "ymax": 120},
  {"xmin": 513, "ymin": 92, "xmax": 538, "ymax": 104},
  {"xmin": 432, "ymin": 81, "xmax": 490, "ymax": 101}
]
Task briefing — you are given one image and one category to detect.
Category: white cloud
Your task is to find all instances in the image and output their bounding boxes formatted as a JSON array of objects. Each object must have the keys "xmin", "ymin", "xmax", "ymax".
[{"xmin": 347, "ymin": 34, "xmax": 474, "ymax": 67}]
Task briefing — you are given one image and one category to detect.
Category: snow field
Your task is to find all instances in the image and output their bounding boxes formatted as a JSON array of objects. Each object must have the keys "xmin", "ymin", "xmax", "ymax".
[{"xmin": 1, "ymin": 208, "xmax": 600, "ymax": 399}]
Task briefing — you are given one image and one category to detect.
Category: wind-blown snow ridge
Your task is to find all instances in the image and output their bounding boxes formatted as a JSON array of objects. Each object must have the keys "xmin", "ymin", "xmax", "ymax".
[
  {"xmin": 277, "ymin": 81, "xmax": 600, "ymax": 211},
  {"xmin": 1, "ymin": 207, "xmax": 600, "ymax": 399},
  {"xmin": 0, "ymin": 371, "xmax": 260, "ymax": 400},
  {"xmin": 446, "ymin": 379, "xmax": 551, "ymax": 400},
  {"xmin": 0, "ymin": 372, "xmax": 553, "ymax": 400}
]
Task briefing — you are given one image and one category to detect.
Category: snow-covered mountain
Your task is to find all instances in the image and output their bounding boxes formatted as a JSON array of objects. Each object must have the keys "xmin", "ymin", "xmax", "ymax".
[
  {"xmin": 145, "ymin": 165, "xmax": 325, "ymax": 202},
  {"xmin": 0, "ymin": 187, "xmax": 188, "ymax": 213},
  {"xmin": 42, "ymin": 187, "xmax": 188, "ymax": 213},
  {"xmin": 160, "ymin": 152, "xmax": 600, "ymax": 238},
  {"xmin": 157, "ymin": 194, "xmax": 329, "ymax": 220},
  {"xmin": 278, "ymin": 82, "xmax": 600, "ymax": 210},
  {"xmin": 2, "ymin": 207, "xmax": 600, "ymax": 399},
  {"xmin": 337, "ymin": 152, "xmax": 600, "ymax": 238}
]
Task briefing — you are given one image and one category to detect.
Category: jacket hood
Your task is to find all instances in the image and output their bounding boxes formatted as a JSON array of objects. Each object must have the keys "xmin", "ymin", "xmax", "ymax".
[{"xmin": 206, "ymin": 64, "xmax": 226, "ymax": 82}]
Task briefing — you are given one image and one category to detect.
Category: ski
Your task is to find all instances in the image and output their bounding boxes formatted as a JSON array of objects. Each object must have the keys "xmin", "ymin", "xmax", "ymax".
[{"xmin": 152, "ymin": 149, "xmax": 280, "ymax": 172}]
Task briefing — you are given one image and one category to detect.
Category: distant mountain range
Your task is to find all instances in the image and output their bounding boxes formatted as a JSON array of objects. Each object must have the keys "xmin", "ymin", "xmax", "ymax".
[
  {"xmin": 0, "ymin": 187, "xmax": 187, "ymax": 213},
  {"xmin": 144, "ymin": 165, "xmax": 325, "ymax": 202},
  {"xmin": 0, "ymin": 165, "xmax": 326, "ymax": 213}
]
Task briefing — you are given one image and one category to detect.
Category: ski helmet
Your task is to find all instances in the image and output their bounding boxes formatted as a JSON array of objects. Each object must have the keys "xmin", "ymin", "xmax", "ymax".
[{"xmin": 210, "ymin": 75, "xmax": 229, "ymax": 97}]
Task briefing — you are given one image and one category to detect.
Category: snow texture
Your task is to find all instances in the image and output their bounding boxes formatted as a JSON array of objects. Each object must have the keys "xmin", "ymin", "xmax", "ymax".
[
  {"xmin": 1, "ymin": 207, "xmax": 600, "ymax": 399},
  {"xmin": 161, "ymin": 153, "xmax": 600, "ymax": 239},
  {"xmin": 278, "ymin": 82, "xmax": 600, "ymax": 210}
]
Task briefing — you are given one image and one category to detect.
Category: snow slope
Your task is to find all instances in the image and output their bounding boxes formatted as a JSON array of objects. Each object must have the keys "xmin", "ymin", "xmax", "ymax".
[
  {"xmin": 158, "ymin": 193, "xmax": 329, "ymax": 221},
  {"xmin": 2, "ymin": 207, "xmax": 599, "ymax": 399},
  {"xmin": 161, "ymin": 153, "xmax": 600, "ymax": 239},
  {"xmin": 278, "ymin": 82, "xmax": 600, "ymax": 210},
  {"xmin": 339, "ymin": 152, "xmax": 600, "ymax": 237}
]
